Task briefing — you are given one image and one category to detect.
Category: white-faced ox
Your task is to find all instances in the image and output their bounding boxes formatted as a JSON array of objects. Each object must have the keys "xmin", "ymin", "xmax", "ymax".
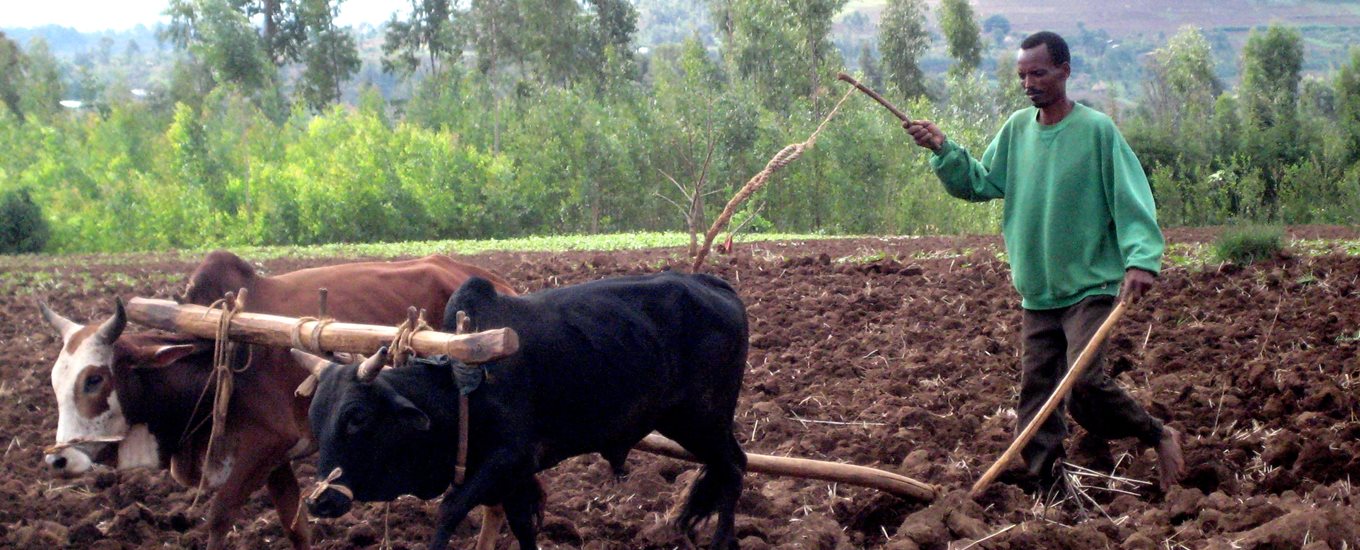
[
  {"xmin": 40, "ymin": 250, "xmax": 516, "ymax": 550},
  {"xmin": 296, "ymin": 271, "xmax": 750, "ymax": 550}
]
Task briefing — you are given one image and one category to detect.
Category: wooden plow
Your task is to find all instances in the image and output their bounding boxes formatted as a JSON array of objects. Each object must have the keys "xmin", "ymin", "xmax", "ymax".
[{"xmin": 124, "ymin": 297, "xmax": 937, "ymax": 503}]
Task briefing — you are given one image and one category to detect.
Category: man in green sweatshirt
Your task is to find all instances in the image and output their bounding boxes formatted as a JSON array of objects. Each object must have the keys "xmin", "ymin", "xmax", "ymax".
[{"xmin": 904, "ymin": 31, "xmax": 1184, "ymax": 492}]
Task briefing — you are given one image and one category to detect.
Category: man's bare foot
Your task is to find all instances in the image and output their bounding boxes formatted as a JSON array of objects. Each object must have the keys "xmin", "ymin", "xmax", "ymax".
[{"xmin": 1157, "ymin": 426, "xmax": 1185, "ymax": 491}]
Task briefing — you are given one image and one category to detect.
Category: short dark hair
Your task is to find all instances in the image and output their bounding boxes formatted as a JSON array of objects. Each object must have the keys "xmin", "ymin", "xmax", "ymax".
[{"xmin": 1020, "ymin": 31, "xmax": 1070, "ymax": 66}]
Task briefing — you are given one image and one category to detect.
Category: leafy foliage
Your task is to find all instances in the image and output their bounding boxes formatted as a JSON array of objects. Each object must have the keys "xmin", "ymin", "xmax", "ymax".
[
  {"xmin": 0, "ymin": 187, "xmax": 50, "ymax": 254},
  {"xmin": 938, "ymin": 0, "xmax": 982, "ymax": 76},
  {"xmin": 879, "ymin": 0, "xmax": 930, "ymax": 99},
  {"xmin": 4, "ymin": 5, "xmax": 1360, "ymax": 255}
]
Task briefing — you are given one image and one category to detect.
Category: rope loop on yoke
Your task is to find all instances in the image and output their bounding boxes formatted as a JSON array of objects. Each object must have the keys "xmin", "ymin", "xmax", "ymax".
[
  {"xmin": 191, "ymin": 289, "xmax": 248, "ymax": 509},
  {"xmin": 289, "ymin": 316, "xmax": 335, "ymax": 355},
  {"xmin": 389, "ymin": 312, "xmax": 434, "ymax": 368}
]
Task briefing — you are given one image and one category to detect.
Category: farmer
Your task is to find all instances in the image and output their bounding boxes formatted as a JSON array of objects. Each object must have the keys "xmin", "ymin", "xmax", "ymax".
[{"xmin": 902, "ymin": 31, "xmax": 1184, "ymax": 492}]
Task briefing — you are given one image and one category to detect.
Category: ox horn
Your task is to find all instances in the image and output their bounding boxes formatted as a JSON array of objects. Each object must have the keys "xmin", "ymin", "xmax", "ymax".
[
  {"xmin": 355, "ymin": 346, "xmax": 390, "ymax": 383},
  {"xmin": 39, "ymin": 302, "xmax": 80, "ymax": 339},
  {"xmin": 289, "ymin": 348, "xmax": 334, "ymax": 378},
  {"xmin": 95, "ymin": 297, "xmax": 128, "ymax": 345}
]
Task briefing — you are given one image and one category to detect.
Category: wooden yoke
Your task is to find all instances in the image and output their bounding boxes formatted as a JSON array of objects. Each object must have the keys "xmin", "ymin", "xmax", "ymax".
[{"xmin": 125, "ymin": 297, "xmax": 519, "ymax": 364}]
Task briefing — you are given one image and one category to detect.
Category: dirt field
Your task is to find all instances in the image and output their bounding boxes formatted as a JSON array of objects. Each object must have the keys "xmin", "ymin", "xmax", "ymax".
[{"xmin": 3, "ymin": 226, "xmax": 1359, "ymax": 549}]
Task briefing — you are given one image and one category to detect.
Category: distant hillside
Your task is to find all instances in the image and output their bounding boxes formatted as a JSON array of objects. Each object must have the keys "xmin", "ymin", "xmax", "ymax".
[
  {"xmin": 841, "ymin": 0, "xmax": 1360, "ymax": 74},
  {"xmin": 925, "ymin": 0, "xmax": 1360, "ymax": 38}
]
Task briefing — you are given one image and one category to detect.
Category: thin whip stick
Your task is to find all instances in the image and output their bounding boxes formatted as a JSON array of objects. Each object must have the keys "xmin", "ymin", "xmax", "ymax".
[{"xmin": 836, "ymin": 72, "xmax": 910, "ymax": 122}]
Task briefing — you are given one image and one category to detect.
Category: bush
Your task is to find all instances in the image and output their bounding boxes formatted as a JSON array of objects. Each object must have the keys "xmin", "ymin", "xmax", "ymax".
[
  {"xmin": 0, "ymin": 187, "xmax": 50, "ymax": 254},
  {"xmin": 1214, "ymin": 224, "xmax": 1284, "ymax": 264}
]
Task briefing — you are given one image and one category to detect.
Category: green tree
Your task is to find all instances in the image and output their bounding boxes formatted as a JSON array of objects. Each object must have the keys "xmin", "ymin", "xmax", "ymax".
[
  {"xmin": 726, "ymin": 0, "xmax": 843, "ymax": 111},
  {"xmin": 164, "ymin": 0, "xmax": 277, "ymax": 93},
  {"xmin": 878, "ymin": 0, "xmax": 929, "ymax": 99},
  {"xmin": 230, "ymin": 0, "xmax": 307, "ymax": 65},
  {"xmin": 0, "ymin": 188, "xmax": 50, "ymax": 254},
  {"xmin": 519, "ymin": 0, "xmax": 591, "ymax": 86},
  {"xmin": 1239, "ymin": 24, "xmax": 1304, "ymax": 215},
  {"xmin": 0, "ymin": 32, "xmax": 24, "ymax": 121},
  {"xmin": 857, "ymin": 44, "xmax": 883, "ymax": 90},
  {"xmin": 382, "ymin": 0, "xmax": 458, "ymax": 76},
  {"xmin": 1337, "ymin": 46, "xmax": 1360, "ymax": 165},
  {"xmin": 462, "ymin": 0, "xmax": 526, "ymax": 151},
  {"xmin": 19, "ymin": 38, "xmax": 63, "ymax": 121},
  {"xmin": 298, "ymin": 0, "xmax": 360, "ymax": 110},
  {"xmin": 1141, "ymin": 26, "xmax": 1221, "ymax": 171},
  {"xmin": 938, "ymin": 0, "xmax": 982, "ymax": 76}
]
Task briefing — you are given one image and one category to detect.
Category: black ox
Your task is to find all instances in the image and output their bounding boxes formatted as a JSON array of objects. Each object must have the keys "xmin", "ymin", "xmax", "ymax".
[{"xmin": 293, "ymin": 271, "xmax": 750, "ymax": 549}]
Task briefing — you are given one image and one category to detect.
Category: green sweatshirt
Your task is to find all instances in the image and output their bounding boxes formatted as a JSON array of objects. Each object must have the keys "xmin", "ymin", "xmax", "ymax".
[{"xmin": 929, "ymin": 103, "xmax": 1164, "ymax": 310}]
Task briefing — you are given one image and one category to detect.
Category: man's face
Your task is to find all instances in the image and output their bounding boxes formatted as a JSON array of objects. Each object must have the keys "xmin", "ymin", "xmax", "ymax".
[{"xmin": 1017, "ymin": 44, "xmax": 1070, "ymax": 109}]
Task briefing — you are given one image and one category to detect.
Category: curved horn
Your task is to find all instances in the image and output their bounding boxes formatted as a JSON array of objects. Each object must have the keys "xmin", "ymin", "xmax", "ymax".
[
  {"xmin": 95, "ymin": 297, "xmax": 127, "ymax": 344},
  {"xmin": 289, "ymin": 348, "xmax": 334, "ymax": 378},
  {"xmin": 39, "ymin": 302, "xmax": 80, "ymax": 339},
  {"xmin": 355, "ymin": 346, "xmax": 389, "ymax": 383}
]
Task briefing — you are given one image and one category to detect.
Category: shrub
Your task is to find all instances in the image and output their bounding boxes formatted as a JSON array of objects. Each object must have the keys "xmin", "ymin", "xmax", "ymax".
[
  {"xmin": 0, "ymin": 187, "xmax": 50, "ymax": 254},
  {"xmin": 1214, "ymin": 224, "xmax": 1284, "ymax": 264}
]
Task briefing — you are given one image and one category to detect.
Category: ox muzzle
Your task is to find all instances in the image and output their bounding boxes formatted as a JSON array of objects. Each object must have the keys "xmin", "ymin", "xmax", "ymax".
[
  {"xmin": 306, "ymin": 468, "xmax": 355, "ymax": 518},
  {"xmin": 43, "ymin": 441, "xmax": 116, "ymax": 477}
]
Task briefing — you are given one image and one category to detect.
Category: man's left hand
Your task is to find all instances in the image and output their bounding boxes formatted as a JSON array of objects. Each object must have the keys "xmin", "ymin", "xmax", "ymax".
[{"xmin": 1120, "ymin": 268, "xmax": 1156, "ymax": 304}]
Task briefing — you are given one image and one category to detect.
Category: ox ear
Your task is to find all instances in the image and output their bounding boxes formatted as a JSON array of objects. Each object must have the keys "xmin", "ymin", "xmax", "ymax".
[
  {"xmin": 139, "ymin": 342, "xmax": 212, "ymax": 369},
  {"xmin": 39, "ymin": 302, "xmax": 81, "ymax": 340},
  {"xmin": 391, "ymin": 394, "xmax": 431, "ymax": 432}
]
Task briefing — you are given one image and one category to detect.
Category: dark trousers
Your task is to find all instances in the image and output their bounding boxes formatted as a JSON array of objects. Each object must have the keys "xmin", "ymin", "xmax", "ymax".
[{"xmin": 1018, "ymin": 294, "xmax": 1165, "ymax": 481}]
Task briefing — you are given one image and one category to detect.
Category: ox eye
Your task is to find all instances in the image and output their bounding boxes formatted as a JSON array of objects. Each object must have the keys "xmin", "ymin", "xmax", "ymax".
[
  {"xmin": 345, "ymin": 411, "xmax": 370, "ymax": 435},
  {"xmin": 83, "ymin": 374, "xmax": 104, "ymax": 394}
]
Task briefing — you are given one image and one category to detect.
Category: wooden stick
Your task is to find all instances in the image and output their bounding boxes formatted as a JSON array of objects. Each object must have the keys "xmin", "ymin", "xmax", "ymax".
[
  {"xmin": 969, "ymin": 300, "xmax": 1129, "ymax": 498},
  {"xmin": 836, "ymin": 72, "xmax": 910, "ymax": 122},
  {"xmin": 635, "ymin": 433, "xmax": 935, "ymax": 502},
  {"xmin": 125, "ymin": 297, "xmax": 518, "ymax": 364}
]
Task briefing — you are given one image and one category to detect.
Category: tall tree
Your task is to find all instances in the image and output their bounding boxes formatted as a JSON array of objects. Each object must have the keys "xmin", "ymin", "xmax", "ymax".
[
  {"xmin": 792, "ymin": 0, "xmax": 847, "ymax": 114},
  {"xmin": 857, "ymin": 44, "xmax": 883, "ymax": 91},
  {"xmin": 382, "ymin": 0, "xmax": 458, "ymax": 76},
  {"xmin": 1239, "ymin": 24, "xmax": 1304, "ymax": 214},
  {"xmin": 18, "ymin": 38, "xmax": 63, "ymax": 121},
  {"xmin": 938, "ymin": 0, "xmax": 981, "ymax": 76},
  {"xmin": 0, "ymin": 32, "xmax": 25, "ymax": 121},
  {"xmin": 726, "ymin": 0, "xmax": 842, "ymax": 111},
  {"xmin": 1142, "ymin": 26, "xmax": 1220, "ymax": 167},
  {"xmin": 298, "ymin": 0, "xmax": 360, "ymax": 109},
  {"xmin": 1337, "ymin": 46, "xmax": 1360, "ymax": 165},
  {"xmin": 463, "ymin": 0, "xmax": 525, "ymax": 151},
  {"xmin": 230, "ymin": 0, "xmax": 306, "ymax": 64},
  {"xmin": 164, "ymin": 0, "xmax": 276, "ymax": 92},
  {"xmin": 878, "ymin": 0, "xmax": 929, "ymax": 98},
  {"xmin": 519, "ymin": 0, "xmax": 590, "ymax": 86}
]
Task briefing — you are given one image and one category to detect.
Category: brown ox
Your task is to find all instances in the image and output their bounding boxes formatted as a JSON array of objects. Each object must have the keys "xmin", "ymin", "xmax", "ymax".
[{"xmin": 41, "ymin": 250, "xmax": 516, "ymax": 549}]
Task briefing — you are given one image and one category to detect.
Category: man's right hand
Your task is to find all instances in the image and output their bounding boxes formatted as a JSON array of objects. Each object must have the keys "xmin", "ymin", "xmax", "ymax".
[{"xmin": 904, "ymin": 119, "xmax": 946, "ymax": 151}]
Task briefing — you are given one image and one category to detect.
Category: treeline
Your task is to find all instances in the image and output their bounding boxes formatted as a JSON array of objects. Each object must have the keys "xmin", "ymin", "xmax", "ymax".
[{"xmin": 0, "ymin": 0, "xmax": 1358, "ymax": 254}]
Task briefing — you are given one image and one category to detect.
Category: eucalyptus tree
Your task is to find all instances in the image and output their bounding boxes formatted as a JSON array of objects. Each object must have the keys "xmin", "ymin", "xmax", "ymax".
[
  {"xmin": 382, "ymin": 0, "xmax": 458, "ymax": 76},
  {"xmin": 298, "ymin": 0, "xmax": 360, "ymax": 110},
  {"xmin": 1337, "ymin": 47, "xmax": 1360, "ymax": 165},
  {"xmin": 1239, "ymin": 24, "xmax": 1304, "ymax": 213},
  {"xmin": 878, "ymin": 0, "xmax": 929, "ymax": 99},
  {"xmin": 938, "ymin": 0, "xmax": 981, "ymax": 76},
  {"xmin": 0, "ymin": 32, "xmax": 24, "ymax": 121}
]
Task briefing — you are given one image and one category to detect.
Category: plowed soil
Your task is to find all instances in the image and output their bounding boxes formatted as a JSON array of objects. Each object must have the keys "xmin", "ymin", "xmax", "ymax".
[{"xmin": 3, "ymin": 226, "xmax": 1359, "ymax": 549}]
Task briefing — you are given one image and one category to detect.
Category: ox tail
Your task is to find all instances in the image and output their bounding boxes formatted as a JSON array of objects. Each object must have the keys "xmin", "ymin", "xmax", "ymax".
[{"xmin": 671, "ymin": 436, "xmax": 746, "ymax": 542}]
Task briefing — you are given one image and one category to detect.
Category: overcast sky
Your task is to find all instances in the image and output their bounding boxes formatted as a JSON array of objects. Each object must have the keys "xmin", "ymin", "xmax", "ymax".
[{"xmin": 3, "ymin": 0, "xmax": 399, "ymax": 32}]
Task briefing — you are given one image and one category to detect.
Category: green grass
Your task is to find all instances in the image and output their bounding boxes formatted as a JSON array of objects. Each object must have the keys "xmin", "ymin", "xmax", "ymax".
[
  {"xmin": 0, "ymin": 231, "xmax": 842, "ymax": 276},
  {"xmin": 1214, "ymin": 225, "xmax": 1285, "ymax": 265}
]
